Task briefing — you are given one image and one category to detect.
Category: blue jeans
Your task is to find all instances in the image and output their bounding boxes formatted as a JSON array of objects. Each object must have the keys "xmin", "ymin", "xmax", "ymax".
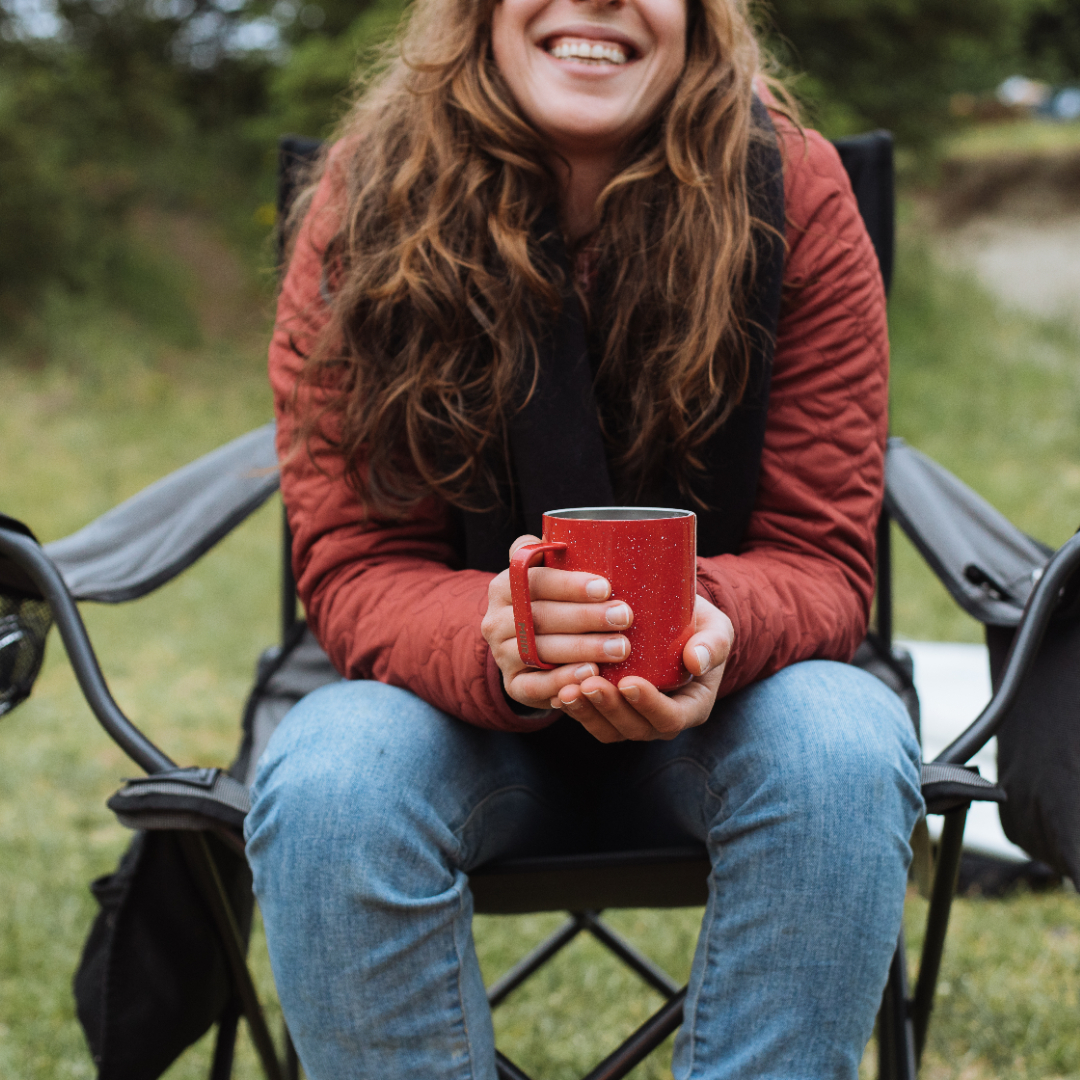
[{"xmin": 245, "ymin": 660, "xmax": 923, "ymax": 1079}]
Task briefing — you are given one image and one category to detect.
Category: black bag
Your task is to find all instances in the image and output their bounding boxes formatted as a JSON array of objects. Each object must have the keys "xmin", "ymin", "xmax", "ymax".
[
  {"xmin": 73, "ymin": 830, "xmax": 252, "ymax": 1080},
  {"xmin": 991, "ymin": 612, "xmax": 1080, "ymax": 887},
  {"xmin": 72, "ymin": 624, "xmax": 330, "ymax": 1079}
]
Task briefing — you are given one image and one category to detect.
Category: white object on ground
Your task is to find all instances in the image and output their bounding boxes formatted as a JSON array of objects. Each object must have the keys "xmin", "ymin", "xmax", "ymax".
[{"xmin": 902, "ymin": 640, "xmax": 1030, "ymax": 863}]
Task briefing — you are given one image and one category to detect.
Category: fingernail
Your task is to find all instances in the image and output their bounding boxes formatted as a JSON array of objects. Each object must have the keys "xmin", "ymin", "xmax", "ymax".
[
  {"xmin": 584, "ymin": 688, "xmax": 603, "ymax": 701},
  {"xmin": 619, "ymin": 684, "xmax": 640, "ymax": 703},
  {"xmin": 606, "ymin": 603, "xmax": 631, "ymax": 628},
  {"xmin": 574, "ymin": 664, "xmax": 596, "ymax": 682},
  {"xmin": 564, "ymin": 695, "xmax": 583, "ymax": 710},
  {"xmin": 586, "ymin": 578, "xmax": 611, "ymax": 600},
  {"xmin": 695, "ymin": 644, "xmax": 712, "ymax": 675},
  {"xmin": 604, "ymin": 637, "xmax": 628, "ymax": 659}
]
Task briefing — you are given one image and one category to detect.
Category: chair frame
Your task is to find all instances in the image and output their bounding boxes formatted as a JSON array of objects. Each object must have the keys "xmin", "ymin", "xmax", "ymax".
[
  {"xmin": 4, "ymin": 127, "xmax": 1079, "ymax": 1079},
  {"xmin": 6, "ymin": 494, "xmax": 1079, "ymax": 1080}
]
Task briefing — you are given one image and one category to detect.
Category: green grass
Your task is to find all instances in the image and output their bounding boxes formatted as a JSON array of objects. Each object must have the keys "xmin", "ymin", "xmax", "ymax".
[
  {"xmin": 943, "ymin": 118, "xmax": 1080, "ymax": 162},
  {"xmin": 1, "ymin": 219, "xmax": 1080, "ymax": 1078},
  {"xmin": 887, "ymin": 221, "xmax": 1080, "ymax": 644}
]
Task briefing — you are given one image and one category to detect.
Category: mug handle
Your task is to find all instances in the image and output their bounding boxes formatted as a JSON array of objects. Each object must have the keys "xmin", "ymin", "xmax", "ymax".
[{"xmin": 509, "ymin": 542, "xmax": 568, "ymax": 669}]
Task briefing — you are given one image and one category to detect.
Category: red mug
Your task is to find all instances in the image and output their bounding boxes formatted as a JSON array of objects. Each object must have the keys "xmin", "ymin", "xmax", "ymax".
[{"xmin": 509, "ymin": 507, "xmax": 697, "ymax": 691}]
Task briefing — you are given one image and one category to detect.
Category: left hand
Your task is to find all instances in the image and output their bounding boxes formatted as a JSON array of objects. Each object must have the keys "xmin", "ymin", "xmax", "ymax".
[{"xmin": 551, "ymin": 594, "xmax": 734, "ymax": 742}]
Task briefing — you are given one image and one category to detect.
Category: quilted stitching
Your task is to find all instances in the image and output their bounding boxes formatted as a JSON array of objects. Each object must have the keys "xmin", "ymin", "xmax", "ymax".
[{"xmin": 268, "ymin": 119, "xmax": 889, "ymax": 729}]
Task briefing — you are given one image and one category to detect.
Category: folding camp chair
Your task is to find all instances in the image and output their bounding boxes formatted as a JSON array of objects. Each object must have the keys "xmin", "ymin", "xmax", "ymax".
[{"xmin": 2, "ymin": 130, "xmax": 1072, "ymax": 1080}]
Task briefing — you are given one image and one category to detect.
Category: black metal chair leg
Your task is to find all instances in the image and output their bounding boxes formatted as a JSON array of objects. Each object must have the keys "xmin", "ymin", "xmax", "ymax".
[
  {"xmin": 178, "ymin": 832, "xmax": 286, "ymax": 1080},
  {"xmin": 878, "ymin": 927, "xmax": 916, "ymax": 1080},
  {"xmin": 210, "ymin": 1000, "xmax": 242, "ymax": 1080},
  {"xmin": 911, "ymin": 806, "xmax": 968, "ymax": 1064},
  {"xmin": 284, "ymin": 1023, "xmax": 300, "ymax": 1080}
]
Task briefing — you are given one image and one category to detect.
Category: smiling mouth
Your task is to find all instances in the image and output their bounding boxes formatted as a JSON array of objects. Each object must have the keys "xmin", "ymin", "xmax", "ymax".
[{"xmin": 544, "ymin": 36, "xmax": 632, "ymax": 66}]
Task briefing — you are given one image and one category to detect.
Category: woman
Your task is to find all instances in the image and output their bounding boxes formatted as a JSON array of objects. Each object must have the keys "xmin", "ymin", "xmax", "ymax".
[{"xmin": 245, "ymin": 0, "xmax": 924, "ymax": 1077}]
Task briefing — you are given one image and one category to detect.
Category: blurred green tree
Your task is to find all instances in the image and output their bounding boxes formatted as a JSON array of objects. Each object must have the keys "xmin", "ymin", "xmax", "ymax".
[
  {"xmin": 0, "ymin": 0, "xmax": 1066, "ymax": 333},
  {"xmin": 0, "ymin": 0, "xmax": 277, "ymax": 329},
  {"xmin": 764, "ymin": 0, "xmax": 1043, "ymax": 142},
  {"xmin": 1023, "ymin": 0, "xmax": 1080, "ymax": 82}
]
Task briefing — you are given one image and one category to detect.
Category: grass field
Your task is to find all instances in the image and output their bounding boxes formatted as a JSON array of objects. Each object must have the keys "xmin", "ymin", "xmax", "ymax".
[{"xmin": 1, "ymin": 209, "xmax": 1080, "ymax": 1078}]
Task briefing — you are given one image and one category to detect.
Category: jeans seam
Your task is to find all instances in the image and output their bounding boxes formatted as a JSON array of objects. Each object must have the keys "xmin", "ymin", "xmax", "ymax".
[
  {"xmin": 450, "ymin": 874, "xmax": 480, "ymax": 1080},
  {"xmin": 452, "ymin": 783, "xmax": 555, "ymax": 865},
  {"xmin": 635, "ymin": 756, "xmax": 726, "ymax": 826},
  {"xmin": 680, "ymin": 880, "xmax": 716, "ymax": 1080}
]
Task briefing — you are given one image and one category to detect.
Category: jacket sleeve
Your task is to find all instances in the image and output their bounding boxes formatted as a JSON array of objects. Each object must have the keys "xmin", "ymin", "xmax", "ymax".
[
  {"xmin": 696, "ymin": 124, "xmax": 889, "ymax": 697},
  {"xmin": 272, "ymin": 125, "xmax": 888, "ymax": 726},
  {"xmin": 269, "ymin": 151, "xmax": 544, "ymax": 732}
]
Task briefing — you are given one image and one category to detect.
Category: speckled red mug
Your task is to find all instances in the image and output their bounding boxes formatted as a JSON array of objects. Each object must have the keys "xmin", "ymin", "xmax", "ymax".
[{"xmin": 509, "ymin": 507, "xmax": 697, "ymax": 691}]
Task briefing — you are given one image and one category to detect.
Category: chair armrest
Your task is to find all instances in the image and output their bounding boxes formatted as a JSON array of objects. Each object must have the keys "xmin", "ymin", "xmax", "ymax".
[
  {"xmin": 884, "ymin": 438, "xmax": 1052, "ymax": 627},
  {"xmin": 44, "ymin": 423, "xmax": 279, "ymax": 603},
  {"xmin": 0, "ymin": 525, "xmax": 175, "ymax": 774},
  {"xmin": 932, "ymin": 530, "xmax": 1080, "ymax": 766}
]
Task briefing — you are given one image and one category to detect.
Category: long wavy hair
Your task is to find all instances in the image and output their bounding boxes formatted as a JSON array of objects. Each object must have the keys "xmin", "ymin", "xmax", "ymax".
[{"xmin": 295, "ymin": 0, "xmax": 788, "ymax": 514}]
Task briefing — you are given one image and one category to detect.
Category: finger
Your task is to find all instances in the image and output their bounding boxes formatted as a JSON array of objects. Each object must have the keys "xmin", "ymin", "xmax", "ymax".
[
  {"xmin": 483, "ymin": 593, "xmax": 629, "ymax": 662},
  {"xmin": 508, "ymin": 663, "xmax": 599, "ymax": 709},
  {"xmin": 573, "ymin": 677, "xmax": 660, "ymax": 741},
  {"xmin": 508, "ymin": 534, "xmax": 542, "ymax": 559},
  {"xmin": 526, "ymin": 566, "xmax": 612, "ymax": 602},
  {"xmin": 683, "ymin": 599, "xmax": 735, "ymax": 679},
  {"xmin": 615, "ymin": 676, "xmax": 716, "ymax": 736},
  {"xmin": 513, "ymin": 631, "xmax": 631, "ymax": 668},
  {"xmin": 556, "ymin": 688, "xmax": 627, "ymax": 743},
  {"xmin": 532, "ymin": 598, "xmax": 633, "ymax": 635},
  {"xmin": 508, "ymin": 535, "xmax": 611, "ymax": 602}
]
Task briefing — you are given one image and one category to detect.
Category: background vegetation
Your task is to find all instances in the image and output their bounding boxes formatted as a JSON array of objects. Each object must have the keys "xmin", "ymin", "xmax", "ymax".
[
  {"xmin": 3, "ymin": 0, "xmax": 1080, "ymax": 1077},
  {"xmin": 3, "ymin": 205, "xmax": 1080, "ymax": 1079},
  {"xmin": 3, "ymin": 0, "xmax": 1080, "ymax": 334}
]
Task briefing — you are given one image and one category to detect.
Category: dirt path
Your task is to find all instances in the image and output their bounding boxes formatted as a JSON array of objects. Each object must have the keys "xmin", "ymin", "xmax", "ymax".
[
  {"xmin": 937, "ymin": 213, "xmax": 1080, "ymax": 334},
  {"xmin": 927, "ymin": 147, "xmax": 1080, "ymax": 334}
]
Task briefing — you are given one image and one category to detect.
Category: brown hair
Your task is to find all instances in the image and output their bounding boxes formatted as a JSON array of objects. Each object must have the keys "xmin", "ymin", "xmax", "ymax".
[{"xmin": 296, "ymin": 0, "xmax": 789, "ymax": 513}]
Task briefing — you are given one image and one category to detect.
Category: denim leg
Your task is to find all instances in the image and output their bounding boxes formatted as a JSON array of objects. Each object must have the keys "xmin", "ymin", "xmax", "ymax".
[
  {"xmin": 244, "ymin": 680, "xmax": 564, "ymax": 1080},
  {"xmin": 637, "ymin": 661, "xmax": 923, "ymax": 1080}
]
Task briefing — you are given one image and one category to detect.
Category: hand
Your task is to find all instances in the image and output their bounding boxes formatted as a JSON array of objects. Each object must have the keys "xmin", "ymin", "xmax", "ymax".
[
  {"xmin": 552, "ymin": 595, "xmax": 733, "ymax": 742},
  {"xmin": 481, "ymin": 534, "xmax": 637, "ymax": 712}
]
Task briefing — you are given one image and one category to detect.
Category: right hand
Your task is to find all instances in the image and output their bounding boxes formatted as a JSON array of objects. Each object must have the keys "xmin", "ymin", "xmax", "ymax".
[{"xmin": 480, "ymin": 535, "xmax": 635, "ymax": 712}]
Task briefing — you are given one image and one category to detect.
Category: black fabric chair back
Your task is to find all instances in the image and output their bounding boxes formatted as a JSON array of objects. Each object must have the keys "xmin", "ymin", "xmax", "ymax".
[
  {"xmin": 277, "ymin": 135, "xmax": 324, "ymax": 267},
  {"xmin": 832, "ymin": 130, "xmax": 895, "ymax": 296}
]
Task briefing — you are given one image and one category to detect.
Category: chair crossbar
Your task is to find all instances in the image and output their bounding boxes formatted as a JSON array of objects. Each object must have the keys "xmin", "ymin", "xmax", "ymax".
[
  {"xmin": 582, "ymin": 988, "xmax": 687, "ymax": 1080},
  {"xmin": 496, "ymin": 1051, "xmax": 535, "ymax": 1080},
  {"xmin": 495, "ymin": 989, "xmax": 687, "ymax": 1080},
  {"xmin": 580, "ymin": 911, "xmax": 681, "ymax": 999},
  {"xmin": 489, "ymin": 910, "xmax": 685, "ymax": 1080},
  {"xmin": 488, "ymin": 914, "xmax": 585, "ymax": 1006}
]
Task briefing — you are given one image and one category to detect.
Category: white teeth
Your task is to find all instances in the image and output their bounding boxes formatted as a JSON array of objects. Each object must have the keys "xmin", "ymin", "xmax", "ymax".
[{"xmin": 548, "ymin": 39, "xmax": 628, "ymax": 65}]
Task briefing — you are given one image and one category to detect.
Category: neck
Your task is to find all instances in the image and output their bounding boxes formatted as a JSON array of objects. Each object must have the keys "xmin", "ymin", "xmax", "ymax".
[{"xmin": 553, "ymin": 150, "xmax": 618, "ymax": 243}]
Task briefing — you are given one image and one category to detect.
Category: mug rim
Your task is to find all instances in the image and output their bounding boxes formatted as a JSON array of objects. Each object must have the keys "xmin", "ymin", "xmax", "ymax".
[{"xmin": 544, "ymin": 506, "xmax": 695, "ymax": 522}]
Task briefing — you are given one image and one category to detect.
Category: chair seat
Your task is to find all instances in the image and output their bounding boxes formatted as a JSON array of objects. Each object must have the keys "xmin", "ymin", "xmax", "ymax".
[{"xmin": 471, "ymin": 846, "xmax": 710, "ymax": 914}]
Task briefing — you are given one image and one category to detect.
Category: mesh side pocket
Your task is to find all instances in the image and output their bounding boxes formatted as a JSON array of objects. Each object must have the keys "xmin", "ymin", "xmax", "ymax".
[{"xmin": 0, "ymin": 591, "xmax": 51, "ymax": 718}]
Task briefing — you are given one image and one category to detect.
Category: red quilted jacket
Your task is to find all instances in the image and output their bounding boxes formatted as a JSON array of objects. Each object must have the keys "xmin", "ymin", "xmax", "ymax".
[{"xmin": 269, "ymin": 117, "xmax": 889, "ymax": 732}]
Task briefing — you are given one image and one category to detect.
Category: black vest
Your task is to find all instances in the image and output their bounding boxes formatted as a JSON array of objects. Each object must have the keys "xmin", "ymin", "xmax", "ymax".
[{"xmin": 454, "ymin": 102, "xmax": 786, "ymax": 572}]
